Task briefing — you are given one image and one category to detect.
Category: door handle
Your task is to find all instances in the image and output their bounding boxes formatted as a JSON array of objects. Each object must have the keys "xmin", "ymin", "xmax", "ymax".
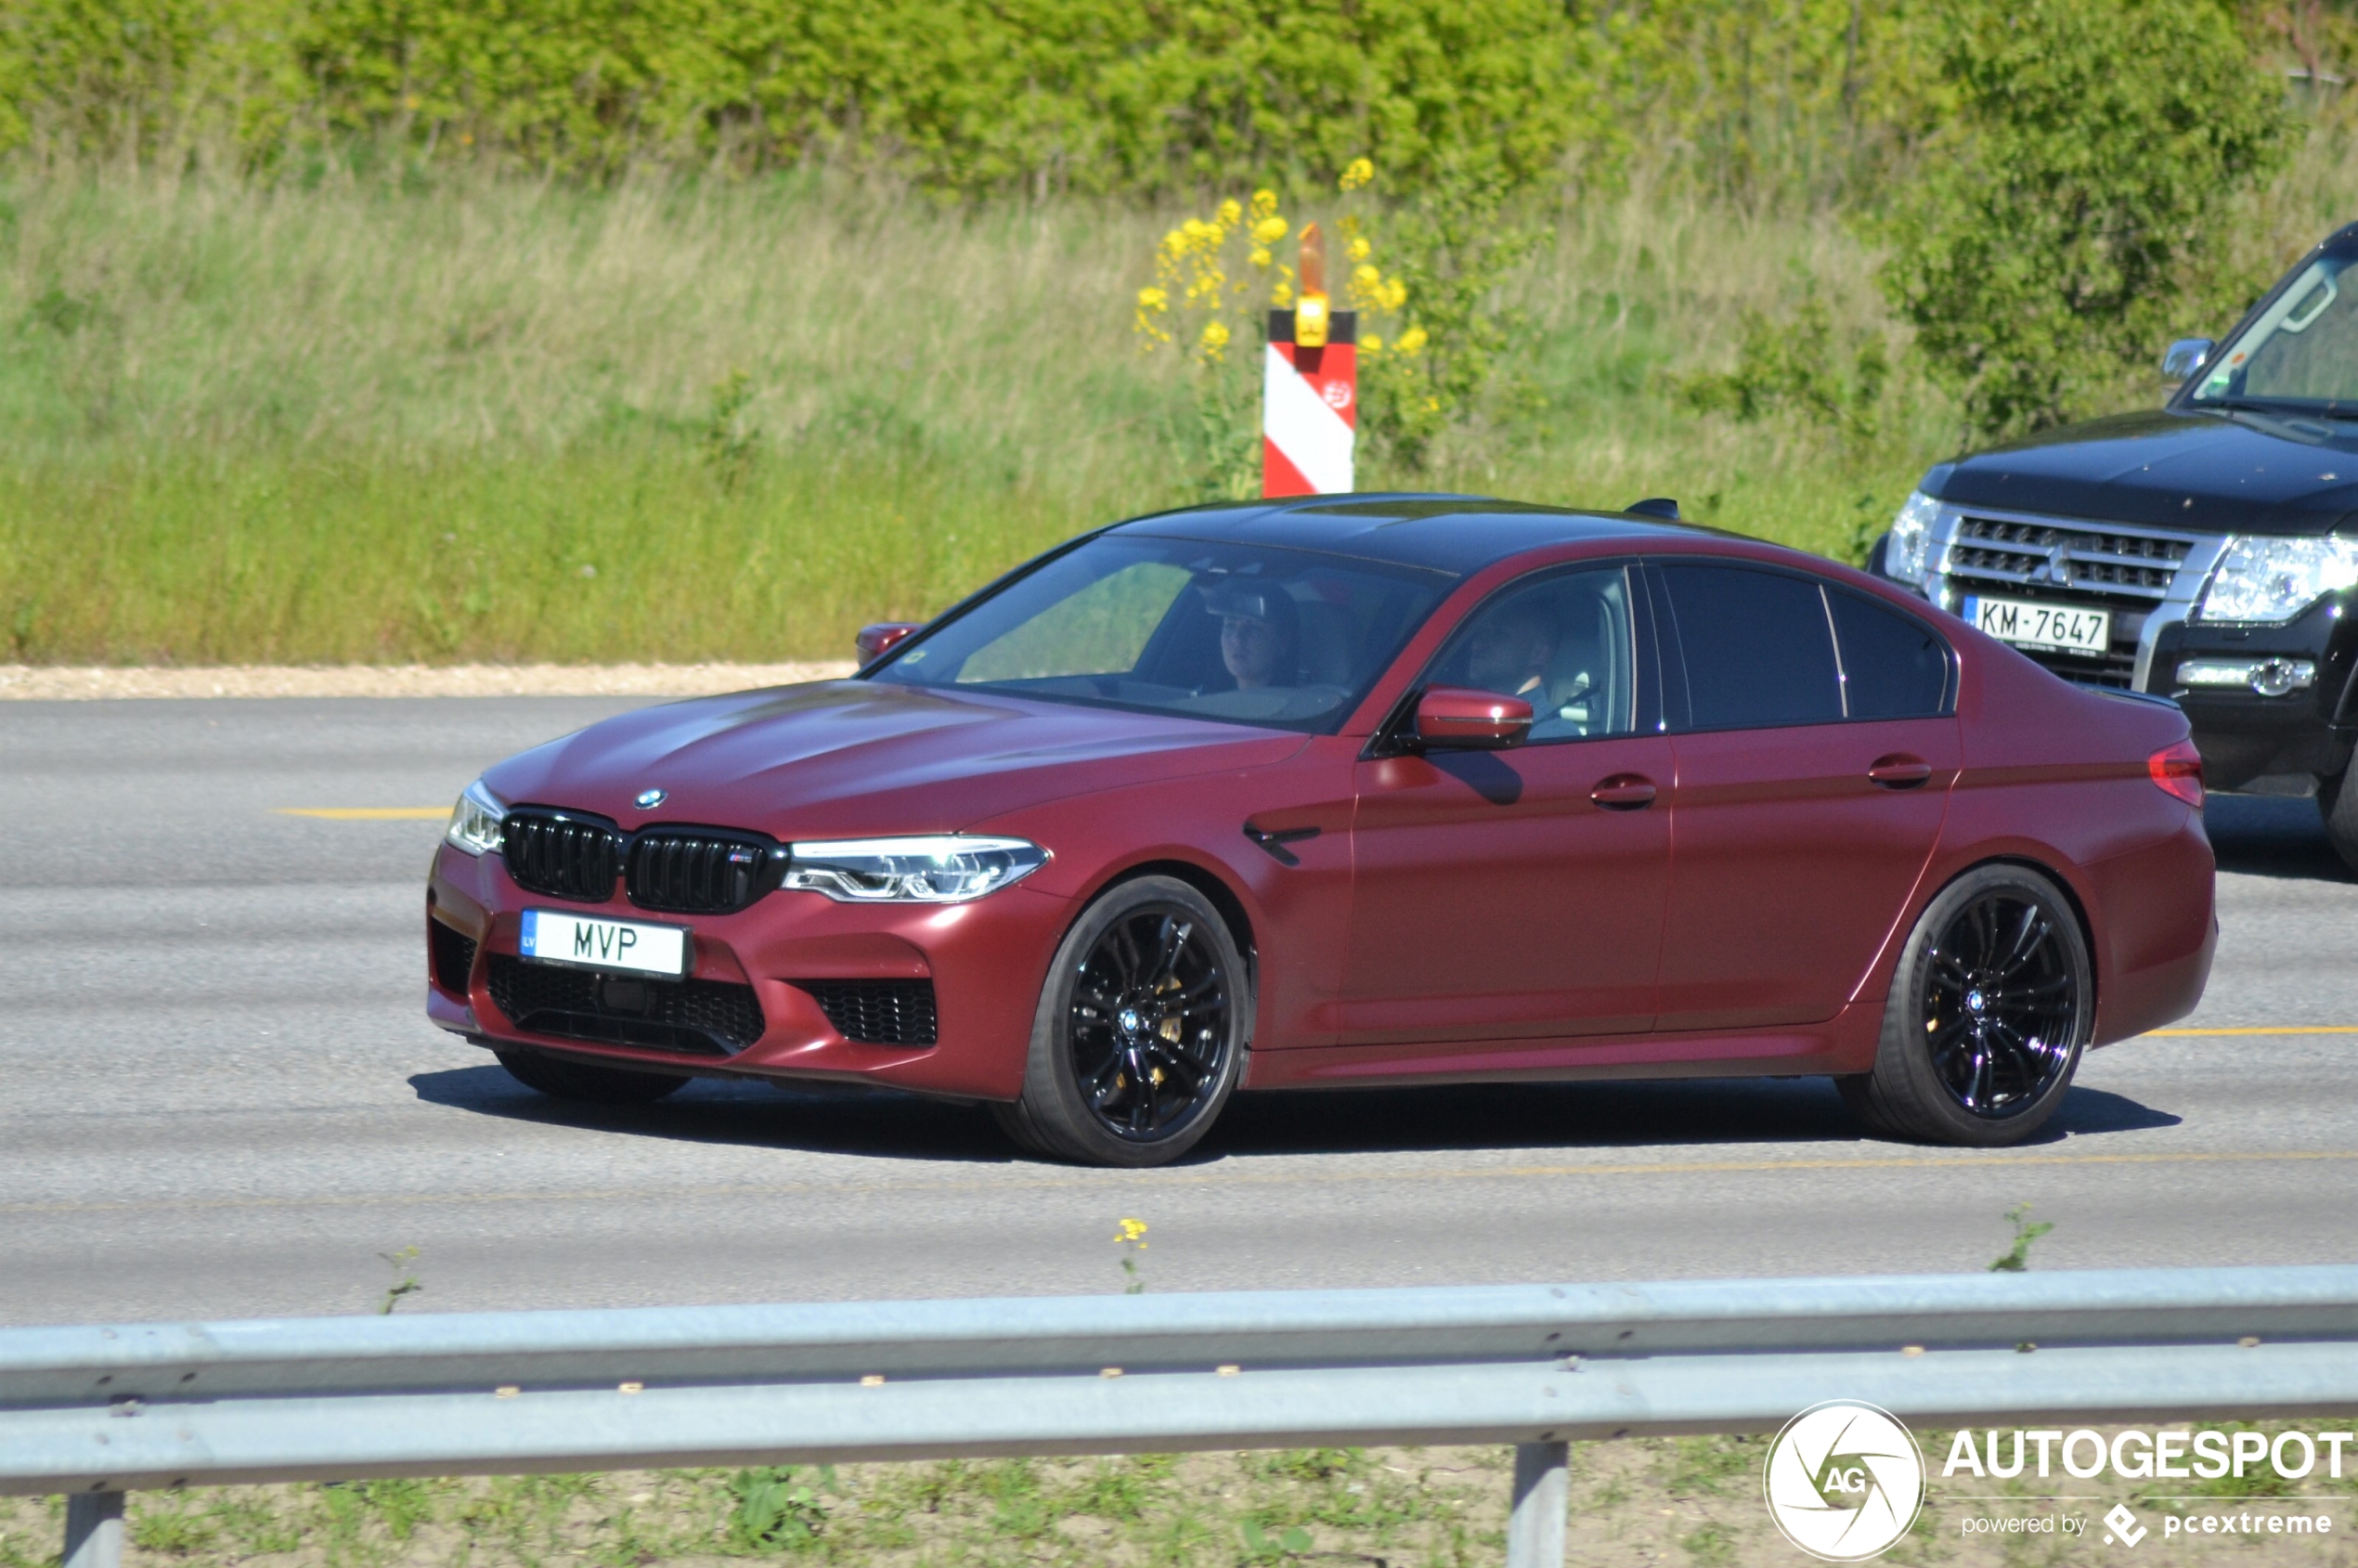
[
  {"xmin": 1589, "ymin": 773, "xmax": 1658, "ymax": 810},
  {"xmin": 1868, "ymin": 755, "xmax": 1935, "ymax": 789}
]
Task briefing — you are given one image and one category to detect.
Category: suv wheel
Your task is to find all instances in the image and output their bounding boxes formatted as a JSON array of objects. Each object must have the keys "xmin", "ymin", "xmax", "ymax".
[
  {"xmin": 2320, "ymin": 765, "xmax": 2358, "ymax": 875},
  {"xmin": 992, "ymin": 876, "xmax": 1249, "ymax": 1166},
  {"xmin": 1838, "ymin": 864, "xmax": 2091, "ymax": 1147}
]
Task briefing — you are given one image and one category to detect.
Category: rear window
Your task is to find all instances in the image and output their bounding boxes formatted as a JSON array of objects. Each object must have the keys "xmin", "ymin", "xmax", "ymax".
[{"xmin": 1829, "ymin": 590, "xmax": 1951, "ymax": 718}]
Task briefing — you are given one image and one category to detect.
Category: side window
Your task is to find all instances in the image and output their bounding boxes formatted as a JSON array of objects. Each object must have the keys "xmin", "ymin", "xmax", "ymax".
[
  {"xmin": 1659, "ymin": 564, "xmax": 1843, "ymax": 730},
  {"xmin": 1427, "ymin": 566, "xmax": 1636, "ymax": 741},
  {"xmin": 1829, "ymin": 590, "xmax": 1951, "ymax": 719}
]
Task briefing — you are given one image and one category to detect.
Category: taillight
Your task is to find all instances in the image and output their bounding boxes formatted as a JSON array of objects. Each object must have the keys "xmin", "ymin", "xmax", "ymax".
[{"xmin": 2148, "ymin": 740, "xmax": 2204, "ymax": 808}]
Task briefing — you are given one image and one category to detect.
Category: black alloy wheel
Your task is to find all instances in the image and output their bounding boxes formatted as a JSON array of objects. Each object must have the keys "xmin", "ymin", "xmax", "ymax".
[
  {"xmin": 995, "ymin": 876, "xmax": 1249, "ymax": 1166},
  {"xmin": 1838, "ymin": 864, "xmax": 2091, "ymax": 1147},
  {"xmin": 1921, "ymin": 889, "xmax": 2079, "ymax": 1116}
]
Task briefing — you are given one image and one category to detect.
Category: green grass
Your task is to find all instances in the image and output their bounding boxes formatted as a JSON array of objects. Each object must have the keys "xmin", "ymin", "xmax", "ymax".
[{"xmin": 2, "ymin": 139, "xmax": 2352, "ymax": 666}]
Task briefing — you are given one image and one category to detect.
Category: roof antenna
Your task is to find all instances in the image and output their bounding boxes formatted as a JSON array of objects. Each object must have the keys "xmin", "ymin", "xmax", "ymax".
[{"xmin": 1625, "ymin": 498, "xmax": 1680, "ymax": 520}]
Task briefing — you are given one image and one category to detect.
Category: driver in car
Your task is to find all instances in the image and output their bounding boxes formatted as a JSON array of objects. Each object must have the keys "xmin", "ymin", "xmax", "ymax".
[
  {"xmin": 1205, "ymin": 580, "xmax": 1300, "ymax": 691},
  {"xmin": 1463, "ymin": 599, "xmax": 1558, "ymax": 702}
]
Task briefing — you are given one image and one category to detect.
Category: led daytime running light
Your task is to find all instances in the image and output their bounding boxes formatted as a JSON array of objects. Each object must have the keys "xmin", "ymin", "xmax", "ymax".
[
  {"xmin": 445, "ymin": 780, "xmax": 506, "ymax": 856},
  {"xmin": 784, "ymin": 836, "xmax": 1047, "ymax": 903}
]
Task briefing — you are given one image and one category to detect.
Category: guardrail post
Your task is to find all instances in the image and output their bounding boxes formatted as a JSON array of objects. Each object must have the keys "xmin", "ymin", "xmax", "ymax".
[
  {"xmin": 64, "ymin": 1490, "xmax": 124, "ymax": 1568},
  {"xmin": 1506, "ymin": 1441, "xmax": 1568, "ymax": 1568}
]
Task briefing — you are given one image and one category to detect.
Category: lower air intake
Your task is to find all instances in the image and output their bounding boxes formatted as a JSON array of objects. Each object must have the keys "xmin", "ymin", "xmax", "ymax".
[
  {"xmin": 486, "ymin": 954, "xmax": 763, "ymax": 1056},
  {"xmin": 798, "ymin": 979, "xmax": 939, "ymax": 1046},
  {"xmin": 430, "ymin": 919, "xmax": 478, "ymax": 994}
]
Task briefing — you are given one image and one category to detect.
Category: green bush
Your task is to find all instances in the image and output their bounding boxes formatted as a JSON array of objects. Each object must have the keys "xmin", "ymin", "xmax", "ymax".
[
  {"xmin": 1875, "ymin": 0, "xmax": 2291, "ymax": 437},
  {"xmin": 2, "ymin": 0, "xmax": 1608, "ymax": 194}
]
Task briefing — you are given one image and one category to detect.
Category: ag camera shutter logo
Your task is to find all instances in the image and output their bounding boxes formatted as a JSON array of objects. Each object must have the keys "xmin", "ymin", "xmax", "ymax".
[{"xmin": 1763, "ymin": 1400, "xmax": 1926, "ymax": 1561}]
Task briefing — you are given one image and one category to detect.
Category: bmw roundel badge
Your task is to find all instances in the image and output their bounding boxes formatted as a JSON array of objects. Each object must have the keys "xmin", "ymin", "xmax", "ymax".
[{"xmin": 634, "ymin": 787, "xmax": 667, "ymax": 810}]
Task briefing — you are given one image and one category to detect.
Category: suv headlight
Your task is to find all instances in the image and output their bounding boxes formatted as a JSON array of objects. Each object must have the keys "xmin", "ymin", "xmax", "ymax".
[
  {"xmin": 2196, "ymin": 536, "xmax": 2358, "ymax": 625},
  {"xmin": 445, "ymin": 779, "xmax": 506, "ymax": 856},
  {"xmin": 1885, "ymin": 490, "xmax": 1942, "ymax": 586},
  {"xmin": 784, "ymin": 836, "xmax": 1048, "ymax": 902}
]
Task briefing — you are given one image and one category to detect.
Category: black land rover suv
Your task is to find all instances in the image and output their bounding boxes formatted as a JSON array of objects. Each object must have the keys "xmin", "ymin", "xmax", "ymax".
[{"xmin": 1873, "ymin": 222, "xmax": 2358, "ymax": 872}]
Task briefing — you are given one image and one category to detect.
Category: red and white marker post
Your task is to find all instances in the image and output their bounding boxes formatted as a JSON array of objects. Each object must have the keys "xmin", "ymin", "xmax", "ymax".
[{"xmin": 1263, "ymin": 224, "xmax": 1357, "ymax": 498}]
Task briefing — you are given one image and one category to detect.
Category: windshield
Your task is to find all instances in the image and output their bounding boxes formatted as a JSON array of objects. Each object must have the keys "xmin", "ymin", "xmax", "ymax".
[
  {"xmin": 869, "ymin": 533, "xmax": 1452, "ymax": 732},
  {"xmin": 2188, "ymin": 253, "xmax": 2358, "ymax": 417}
]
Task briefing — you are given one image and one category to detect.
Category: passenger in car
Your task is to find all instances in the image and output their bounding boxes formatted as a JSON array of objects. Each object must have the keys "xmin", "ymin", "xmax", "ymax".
[{"xmin": 1206, "ymin": 580, "xmax": 1301, "ymax": 691}]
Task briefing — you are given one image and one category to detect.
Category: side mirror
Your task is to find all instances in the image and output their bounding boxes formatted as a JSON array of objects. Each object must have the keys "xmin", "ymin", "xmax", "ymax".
[
  {"xmin": 1413, "ymin": 687, "xmax": 1533, "ymax": 750},
  {"xmin": 856, "ymin": 622, "xmax": 923, "ymax": 663},
  {"xmin": 2162, "ymin": 338, "xmax": 2213, "ymax": 383}
]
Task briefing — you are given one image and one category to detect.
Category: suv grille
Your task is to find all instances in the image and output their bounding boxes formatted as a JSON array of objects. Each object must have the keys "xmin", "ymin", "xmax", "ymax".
[
  {"xmin": 429, "ymin": 919, "xmax": 478, "ymax": 994},
  {"xmin": 799, "ymin": 979, "xmax": 939, "ymax": 1046},
  {"xmin": 502, "ymin": 810, "xmax": 623, "ymax": 901},
  {"xmin": 628, "ymin": 829, "xmax": 779, "ymax": 914},
  {"xmin": 502, "ymin": 808, "xmax": 783, "ymax": 912},
  {"xmin": 486, "ymin": 954, "xmax": 764, "ymax": 1056},
  {"xmin": 1949, "ymin": 516, "xmax": 2196, "ymax": 605}
]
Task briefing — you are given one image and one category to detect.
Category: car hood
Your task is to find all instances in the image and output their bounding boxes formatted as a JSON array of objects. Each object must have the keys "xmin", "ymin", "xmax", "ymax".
[
  {"xmin": 482, "ymin": 680, "xmax": 1308, "ymax": 839},
  {"xmin": 1934, "ymin": 409, "xmax": 2358, "ymax": 535}
]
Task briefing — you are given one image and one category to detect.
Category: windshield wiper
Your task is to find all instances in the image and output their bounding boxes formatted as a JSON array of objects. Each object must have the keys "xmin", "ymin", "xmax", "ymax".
[{"xmin": 2196, "ymin": 395, "xmax": 2358, "ymax": 421}]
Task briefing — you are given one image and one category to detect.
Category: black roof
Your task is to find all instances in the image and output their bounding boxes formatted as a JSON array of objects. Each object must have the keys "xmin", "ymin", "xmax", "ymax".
[{"xmin": 1109, "ymin": 494, "xmax": 1702, "ymax": 576}]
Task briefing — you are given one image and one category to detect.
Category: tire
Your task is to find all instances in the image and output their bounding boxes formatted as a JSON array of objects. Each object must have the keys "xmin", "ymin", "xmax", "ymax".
[
  {"xmin": 2321, "ymin": 766, "xmax": 2358, "ymax": 876},
  {"xmin": 993, "ymin": 875, "xmax": 1250, "ymax": 1167},
  {"xmin": 1837, "ymin": 864, "xmax": 2092, "ymax": 1147},
  {"xmin": 496, "ymin": 1047, "xmax": 688, "ymax": 1106}
]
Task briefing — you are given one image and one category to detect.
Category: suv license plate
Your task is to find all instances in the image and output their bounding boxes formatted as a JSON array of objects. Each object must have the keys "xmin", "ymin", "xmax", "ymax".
[
  {"xmin": 1962, "ymin": 594, "xmax": 2112, "ymax": 656},
  {"xmin": 519, "ymin": 909, "xmax": 691, "ymax": 977}
]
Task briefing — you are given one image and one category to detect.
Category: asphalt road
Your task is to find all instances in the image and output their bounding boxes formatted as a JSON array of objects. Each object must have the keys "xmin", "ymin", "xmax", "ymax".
[{"xmin": 2, "ymin": 697, "xmax": 2353, "ymax": 1328}]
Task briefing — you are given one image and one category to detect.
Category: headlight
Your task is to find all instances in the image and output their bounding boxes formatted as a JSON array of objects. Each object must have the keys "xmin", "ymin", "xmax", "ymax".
[
  {"xmin": 1885, "ymin": 490, "xmax": 1942, "ymax": 586},
  {"xmin": 784, "ymin": 836, "xmax": 1047, "ymax": 903},
  {"xmin": 2196, "ymin": 536, "xmax": 2358, "ymax": 625},
  {"xmin": 445, "ymin": 779, "xmax": 506, "ymax": 856}
]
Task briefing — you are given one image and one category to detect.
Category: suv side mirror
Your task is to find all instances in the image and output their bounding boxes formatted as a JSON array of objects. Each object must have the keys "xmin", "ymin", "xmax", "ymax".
[
  {"xmin": 2162, "ymin": 338, "xmax": 2213, "ymax": 383},
  {"xmin": 1413, "ymin": 687, "xmax": 1533, "ymax": 750},
  {"xmin": 856, "ymin": 621, "xmax": 924, "ymax": 662}
]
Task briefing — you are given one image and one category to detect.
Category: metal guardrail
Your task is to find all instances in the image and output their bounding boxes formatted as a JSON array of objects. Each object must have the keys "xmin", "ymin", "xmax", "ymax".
[{"xmin": 9, "ymin": 1265, "xmax": 2358, "ymax": 1568}]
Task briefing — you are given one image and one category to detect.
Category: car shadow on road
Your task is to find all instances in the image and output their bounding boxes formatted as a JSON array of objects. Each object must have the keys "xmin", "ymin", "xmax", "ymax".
[
  {"xmin": 2206, "ymin": 794, "xmax": 2353, "ymax": 883},
  {"xmin": 408, "ymin": 1065, "xmax": 1022, "ymax": 1162},
  {"xmin": 410, "ymin": 1064, "xmax": 2176, "ymax": 1164}
]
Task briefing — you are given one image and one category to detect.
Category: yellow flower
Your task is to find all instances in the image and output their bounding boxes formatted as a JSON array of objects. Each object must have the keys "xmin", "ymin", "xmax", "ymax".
[
  {"xmin": 1363, "ymin": 334, "xmax": 1384, "ymax": 355},
  {"xmin": 1397, "ymin": 324, "xmax": 1429, "ymax": 356},
  {"xmin": 1383, "ymin": 279, "xmax": 1408, "ymax": 312},
  {"xmin": 1249, "ymin": 247, "xmax": 1272, "ymax": 269},
  {"xmin": 1353, "ymin": 263, "xmax": 1381, "ymax": 290},
  {"xmin": 1198, "ymin": 319, "xmax": 1232, "ymax": 362},
  {"xmin": 1250, "ymin": 189, "xmax": 1278, "ymax": 220},
  {"xmin": 1272, "ymin": 281, "xmax": 1294, "ymax": 307},
  {"xmin": 1136, "ymin": 286, "xmax": 1168, "ymax": 311},
  {"xmin": 1340, "ymin": 157, "xmax": 1375, "ymax": 192},
  {"xmin": 1347, "ymin": 236, "xmax": 1371, "ymax": 263},
  {"xmin": 1115, "ymin": 1218, "xmax": 1149, "ymax": 1244},
  {"xmin": 1251, "ymin": 216, "xmax": 1289, "ymax": 246},
  {"xmin": 1215, "ymin": 198, "xmax": 1242, "ymax": 227}
]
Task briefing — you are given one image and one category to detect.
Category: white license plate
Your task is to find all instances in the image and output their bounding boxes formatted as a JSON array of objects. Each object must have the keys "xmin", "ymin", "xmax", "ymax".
[
  {"xmin": 519, "ymin": 909, "xmax": 690, "ymax": 977},
  {"xmin": 1962, "ymin": 595, "xmax": 2112, "ymax": 655}
]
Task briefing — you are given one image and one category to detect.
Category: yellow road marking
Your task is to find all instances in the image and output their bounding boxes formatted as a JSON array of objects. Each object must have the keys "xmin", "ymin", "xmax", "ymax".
[
  {"xmin": 2148, "ymin": 1026, "xmax": 2358, "ymax": 1037},
  {"xmin": 276, "ymin": 807, "xmax": 448, "ymax": 820},
  {"xmin": 12, "ymin": 1147, "xmax": 2358, "ymax": 1218}
]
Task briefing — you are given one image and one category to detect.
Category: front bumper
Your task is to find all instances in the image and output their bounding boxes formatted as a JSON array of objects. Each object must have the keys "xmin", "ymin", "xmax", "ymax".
[
  {"xmin": 424, "ymin": 841, "xmax": 1072, "ymax": 1100},
  {"xmin": 2150, "ymin": 597, "xmax": 2358, "ymax": 790}
]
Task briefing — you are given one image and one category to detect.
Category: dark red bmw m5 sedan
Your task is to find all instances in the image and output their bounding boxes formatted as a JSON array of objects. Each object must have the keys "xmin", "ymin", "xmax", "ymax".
[{"xmin": 425, "ymin": 496, "xmax": 2216, "ymax": 1165}]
